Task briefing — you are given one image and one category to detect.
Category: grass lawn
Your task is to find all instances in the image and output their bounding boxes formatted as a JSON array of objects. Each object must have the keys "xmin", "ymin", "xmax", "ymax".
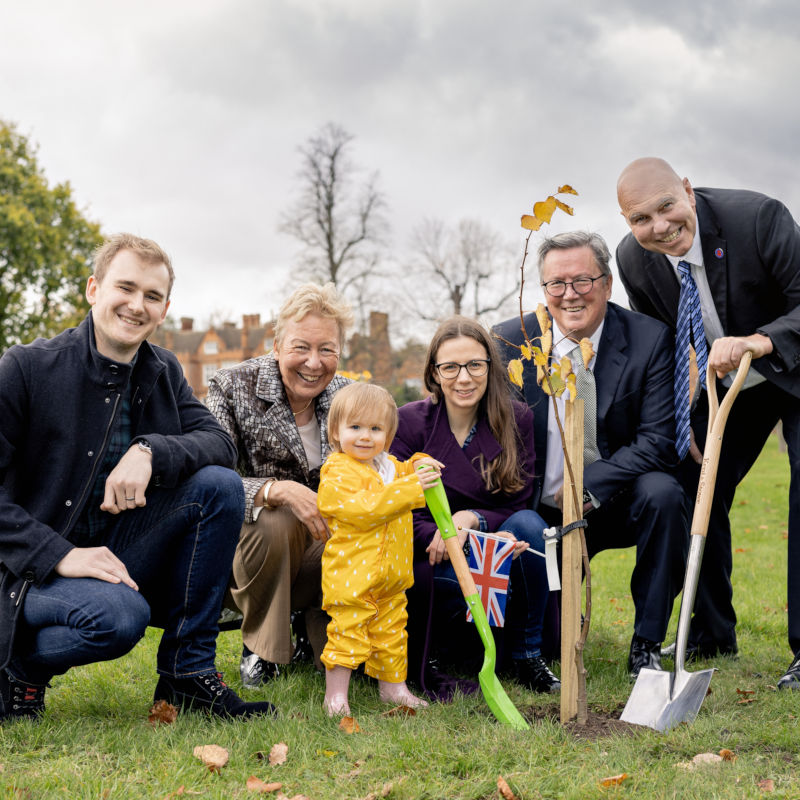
[{"xmin": 1, "ymin": 435, "xmax": 797, "ymax": 799}]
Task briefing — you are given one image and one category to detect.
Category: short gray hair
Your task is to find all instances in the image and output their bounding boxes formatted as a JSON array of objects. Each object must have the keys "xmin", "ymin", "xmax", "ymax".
[{"xmin": 537, "ymin": 231, "xmax": 611, "ymax": 281}]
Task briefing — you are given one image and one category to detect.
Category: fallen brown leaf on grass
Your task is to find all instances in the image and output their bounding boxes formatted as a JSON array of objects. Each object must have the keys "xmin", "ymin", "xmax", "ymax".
[
  {"xmin": 719, "ymin": 749, "xmax": 736, "ymax": 762},
  {"xmin": 736, "ymin": 688, "xmax": 755, "ymax": 696},
  {"xmin": 758, "ymin": 778, "xmax": 775, "ymax": 792},
  {"xmin": 379, "ymin": 705, "xmax": 416, "ymax": 717},
  {"xmin": 246, "ymin": 776, "xmax": 282, "ymax": 793},
  {"xmin": 344, "ymin": 759, "xmax": 366, "ymax": 778},
  {"xmin": 498, "ymin": 775, "xmax": 519, "ymax": 799},
  {"xmin": 149, "ymin": 699, "xmax": 178, "ymax": 726},
  {"xmin": 360, "ymin": 782, "xmax": 393, "ymax": 800},
  {"xmin": 677, "ymin": 752, "xmax": 725, "ymax": 770},
  {"xmin": 738, "ymin": 697, "xmax": 756, "ymax": 704},
  {"xmin": 339, "ymin": 716, "xmax": 361, "ymax": 734},
  {"xmin": 192, "ymin": 744, "xmax": 229, "ymax": 773},
  {"xmin": 162, "ymin": 787, "xmax": 201, "ymax": 799},
  {"xmin": 269, "ymin": 742, "xmax": 289, "ymax": 766},
  {"xmin": 599, "ymin": 773, "xmax": 629, "ymax": 787}
]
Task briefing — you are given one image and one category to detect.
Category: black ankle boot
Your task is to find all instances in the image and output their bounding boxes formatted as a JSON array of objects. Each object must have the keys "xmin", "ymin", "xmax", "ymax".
[
  {"xmin": 154, "ymin": 672, "xmax": 277, "ymax": 718},
  {"xmin": 0, "ymin": 669, "xmax": 47, "ymax": 722}
]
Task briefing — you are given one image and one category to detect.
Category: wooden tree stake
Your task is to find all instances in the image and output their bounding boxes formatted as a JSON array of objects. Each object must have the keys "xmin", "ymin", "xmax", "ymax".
[{"xmin": 560, "ymin": 398, "xmax": 584, "ymax": 723}]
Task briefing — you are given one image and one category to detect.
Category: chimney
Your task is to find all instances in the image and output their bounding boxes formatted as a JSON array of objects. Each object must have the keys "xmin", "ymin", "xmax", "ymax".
[
  {"xmin": 242, "ymin": 314, "xmax": 261, "ymax": 329},
  {"xmin": 180, "ymin": 317, "xmax": 194, "ymax": 331}
]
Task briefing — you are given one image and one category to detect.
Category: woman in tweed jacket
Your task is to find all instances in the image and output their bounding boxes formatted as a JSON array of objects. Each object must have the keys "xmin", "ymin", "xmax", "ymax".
[{"xmin": 207, "ymin": 283, "xmax": 353, "ymax": 688}]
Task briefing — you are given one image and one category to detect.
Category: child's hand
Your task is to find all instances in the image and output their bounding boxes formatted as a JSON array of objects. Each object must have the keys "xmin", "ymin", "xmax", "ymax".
[{"xmin": 413, "ymin": 457, "xmax": 443, "ymax": 489}]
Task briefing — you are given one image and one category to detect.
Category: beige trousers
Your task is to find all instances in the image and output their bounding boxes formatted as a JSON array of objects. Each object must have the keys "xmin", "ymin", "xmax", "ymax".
[{"xmin": 230, "ymin": 507, "xmax": 328, "ymax": 666}]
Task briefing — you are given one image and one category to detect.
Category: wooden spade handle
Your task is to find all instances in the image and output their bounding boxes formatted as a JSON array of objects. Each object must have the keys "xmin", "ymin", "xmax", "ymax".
[{"xmin": 691, "ymin": 351, "xmax": 752, "ymax": 538}]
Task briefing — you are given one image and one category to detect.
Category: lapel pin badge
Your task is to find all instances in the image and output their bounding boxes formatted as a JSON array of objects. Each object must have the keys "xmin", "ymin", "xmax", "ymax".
[{"xmin": 715, "ymin": 248, "xmax": 724, "ymax": 259}]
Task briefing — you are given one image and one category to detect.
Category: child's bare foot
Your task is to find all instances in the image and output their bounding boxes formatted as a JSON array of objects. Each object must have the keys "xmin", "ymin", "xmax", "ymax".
[
  {"xmin": 378, "ymin": 681, "xmax": 428, "ymax": 708},
  {"xmin": 323, "ymin": 693, "xmax": 351, "ymax": 717}
]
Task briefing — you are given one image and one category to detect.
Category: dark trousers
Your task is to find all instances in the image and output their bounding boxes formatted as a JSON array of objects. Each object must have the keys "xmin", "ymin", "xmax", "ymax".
[
  {"xmin": 681, "ymin": 379, "xmax": 800, "ymax": 654},
  {"xmin": 540, "ymin": 471, "xmax": 690, "ymax": 644},
  {"xmin": 9, "ymin": 466, "xmax": 244, "ymax": 684}
]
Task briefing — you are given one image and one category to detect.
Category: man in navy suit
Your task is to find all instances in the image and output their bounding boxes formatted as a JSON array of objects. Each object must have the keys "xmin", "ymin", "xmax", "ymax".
[
  {"xmin": 615, "ymin": 157, "xmax": 800, "ymax": 688},
  {"xmin": 495, "ymin": 231, "xmax": 690, "ymax": 678}
]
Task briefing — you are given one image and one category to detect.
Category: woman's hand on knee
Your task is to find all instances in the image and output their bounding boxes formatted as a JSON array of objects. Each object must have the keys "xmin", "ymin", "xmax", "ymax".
[
  {"xmin": 54, "ymin": 547, "xmax": 139, "ymax": 591},
  {"xmin": 274, "ymin": 481, "xmax": 330, "ymax": 541}
]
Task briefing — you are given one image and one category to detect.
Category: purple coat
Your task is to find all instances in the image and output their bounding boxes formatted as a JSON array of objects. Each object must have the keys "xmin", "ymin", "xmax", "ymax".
[{"xmin": 389, "ymin": 396, "xmax": 536, "ymax": 699}]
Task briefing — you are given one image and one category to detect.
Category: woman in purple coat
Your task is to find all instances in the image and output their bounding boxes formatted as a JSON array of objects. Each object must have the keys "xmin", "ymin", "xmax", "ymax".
[{"xmin": 390, "ymin": 317, "xmax": 558, "ymax": 699}]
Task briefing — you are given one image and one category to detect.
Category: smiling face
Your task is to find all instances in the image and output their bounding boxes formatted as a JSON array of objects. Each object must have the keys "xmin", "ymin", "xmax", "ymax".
[
  {"xmin": 86, "ymin": 249, "xmax": 170, "ymax": 362},
  {"xmin": 617, "ymin": 158, "xmax": 697, "ymax": 257},
  {"xmin": 432, "ymin": 335, "xmax": 489, "ymax": 415},
  {"xmin": 336, "ymin": 417, "xmax": 388, "ymax": 464},
  {"xmin": 542, "ymin": 246, "xmax": 611, "ymax": 342},
  {"xmin": 273, "ymin": 313, "xmax": 341, "ymax": 410}
]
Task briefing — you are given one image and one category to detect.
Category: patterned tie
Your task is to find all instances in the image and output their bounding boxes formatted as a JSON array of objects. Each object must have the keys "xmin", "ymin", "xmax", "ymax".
[
  {"xmin": 674, "ymin": 260, "xmax": 708, "ymax": 460},
  {"xmin": 569, "ymin": 345, "xmax": 601, "ymax": 466}
]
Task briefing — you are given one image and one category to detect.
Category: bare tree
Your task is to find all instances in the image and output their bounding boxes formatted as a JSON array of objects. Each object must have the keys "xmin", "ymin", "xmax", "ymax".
[
  {"xmin": 279, "ymin": 123, "xmax": 388, "ymax": 302},
  {"xmin": 404, "ymin": 217, "xmax": 520, "ymax": 322}
]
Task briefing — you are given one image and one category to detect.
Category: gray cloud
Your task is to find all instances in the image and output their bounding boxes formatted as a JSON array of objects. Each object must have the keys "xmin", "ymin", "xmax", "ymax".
[{"xmin": 1, "ymin": 0, "xmax": 797, "ymax": 334}]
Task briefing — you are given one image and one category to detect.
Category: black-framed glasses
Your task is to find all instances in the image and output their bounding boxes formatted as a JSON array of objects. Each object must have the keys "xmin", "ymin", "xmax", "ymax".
[
  {"xmin": 541, "ymin": 275, "xmax": 608, "ymax": 297},
  {"xmin": 435, "ymin": 359, "xmax": 491, "ymax": 379}
]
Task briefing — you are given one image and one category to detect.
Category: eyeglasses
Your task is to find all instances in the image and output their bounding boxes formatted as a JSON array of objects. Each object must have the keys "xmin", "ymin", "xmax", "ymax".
[
  {"xmin": 435, "ymin": 359, "xmax": 491, "ymax": 379},
  {"xmin": 541, "ymin": 275, "xmax": 608, "ymax": 297}
]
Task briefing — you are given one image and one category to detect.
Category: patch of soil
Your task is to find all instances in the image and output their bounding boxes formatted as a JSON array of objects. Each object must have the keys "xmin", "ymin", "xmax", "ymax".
[{"xmin": 527, "ymin": 705, "xmax": 643, "ymax": 740}]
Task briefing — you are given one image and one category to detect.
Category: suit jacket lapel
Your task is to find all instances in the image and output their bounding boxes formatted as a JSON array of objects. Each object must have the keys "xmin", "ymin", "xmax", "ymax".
[
  {"xmin": 594, "ymin": 306, "xmax": 628, "ymax": 453},
  {"xmin": 696, "ymin": 193, "xmax": 729, "ymax": 334}
]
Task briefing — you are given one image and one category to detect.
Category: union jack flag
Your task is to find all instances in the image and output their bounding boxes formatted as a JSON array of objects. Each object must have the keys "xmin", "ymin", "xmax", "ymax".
[{"xmin": 466, "ymin": 531, "xmax": 515, "ymax": 627}]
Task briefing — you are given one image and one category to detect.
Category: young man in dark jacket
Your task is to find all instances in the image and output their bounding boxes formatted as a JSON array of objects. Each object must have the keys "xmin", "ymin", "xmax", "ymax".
[{"xmin": 0, "ymin": 233, "xmax": 275, "ymax": 722}]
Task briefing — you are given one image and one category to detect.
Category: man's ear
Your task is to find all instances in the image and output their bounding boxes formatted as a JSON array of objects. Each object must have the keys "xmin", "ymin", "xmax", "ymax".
[{"xmin": 85, "ymin": 275, "xmax": 98, "ymax": 305}]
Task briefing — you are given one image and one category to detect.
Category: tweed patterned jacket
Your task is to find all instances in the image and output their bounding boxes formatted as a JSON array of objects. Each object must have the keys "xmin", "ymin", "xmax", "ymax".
[{"xmin": 207, "ymin": 355, "xmax": 351, "ymax": 522}]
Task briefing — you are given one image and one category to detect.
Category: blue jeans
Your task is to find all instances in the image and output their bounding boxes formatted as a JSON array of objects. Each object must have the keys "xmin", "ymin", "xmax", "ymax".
[
  {"xmin": 9, "ymin": 466, "xmax": 244, "ymax": 684},
  {"xmin": 433, "ymin": 509, "xmax": 549, "ymax": 660}
]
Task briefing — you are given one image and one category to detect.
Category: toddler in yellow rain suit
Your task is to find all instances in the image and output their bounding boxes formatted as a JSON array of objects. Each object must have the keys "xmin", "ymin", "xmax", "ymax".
[{"xmin": 317, "ymin": 382, "xmax": 442, "ymax": 716}]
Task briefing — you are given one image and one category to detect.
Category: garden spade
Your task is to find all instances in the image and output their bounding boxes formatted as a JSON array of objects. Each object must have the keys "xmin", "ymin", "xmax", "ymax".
[
  {"xmin": 423, "ymin": 478, "xmax": 529, "ymax": 730},
  {"xmin": 621, "ymin": 352, "xmax": 752, "ymax": 731}
]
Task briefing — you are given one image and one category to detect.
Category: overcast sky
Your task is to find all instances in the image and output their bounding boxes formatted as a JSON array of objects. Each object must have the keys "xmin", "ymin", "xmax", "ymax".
[{"xmin": 2, "ymin": 0, "xmax": 798, "ymax": 341}]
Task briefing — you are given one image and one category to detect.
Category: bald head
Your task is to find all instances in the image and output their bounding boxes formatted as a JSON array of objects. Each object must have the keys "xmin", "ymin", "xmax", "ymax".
[{"xmin": 617, "ymin": 157, "xmax": 697, "ymax": 257}]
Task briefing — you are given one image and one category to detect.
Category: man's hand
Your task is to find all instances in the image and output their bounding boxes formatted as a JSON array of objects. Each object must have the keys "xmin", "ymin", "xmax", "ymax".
[
  {"xmin": 426, "ymin": 510, "xmax": 476, "ymax": 565},
  {"xmin": 708, "ymin": 333, "xmax": 771, "ymax": 379},
  {"xmin": 101, "ymin": 444, "xmax": 153, "ymax": 514},
  {"xmin": 553, "ymin": 484, "xmax": 594, "ymax": 516},
  {"xmin": 55, "ymin": 546, "xmax": 139, "ymax": 590},
  {"xmin": 269, "ymin": 480, "xmax": 330, "ymax": 541}
]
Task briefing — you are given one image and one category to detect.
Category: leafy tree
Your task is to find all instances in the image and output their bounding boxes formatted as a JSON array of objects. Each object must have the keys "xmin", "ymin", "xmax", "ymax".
[
  {"xmin": 0, "ymin": 121, "xmax": 103, "ymax": 352},
  {"xmin": 279, "ymin": 122, "xmax": 388, "ymax": 303},
  {"xmin": 404, "ymin": 217, "xmax": 519, "ymax": 321}
]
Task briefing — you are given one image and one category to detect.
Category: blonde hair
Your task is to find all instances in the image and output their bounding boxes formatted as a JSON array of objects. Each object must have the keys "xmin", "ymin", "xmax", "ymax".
[
  {"xmin": 93, "ymin": 233, "xmax": 175, "ymax": 297},
  {"xmin": 327, "ymin": 383, "xmax": 398, "ymax": 452},
  {"xmin": 275, "ymin": 282, "xmax": 354, "ymax": 348}
]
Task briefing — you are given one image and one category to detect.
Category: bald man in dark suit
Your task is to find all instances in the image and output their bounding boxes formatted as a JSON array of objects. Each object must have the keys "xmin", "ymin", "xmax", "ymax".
[{"xmin": 616, "ymin": 157, "xmax": 800, "ymax": 689}]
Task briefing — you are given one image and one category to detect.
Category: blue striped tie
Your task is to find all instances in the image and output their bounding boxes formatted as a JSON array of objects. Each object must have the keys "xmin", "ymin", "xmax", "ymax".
[{"xmin": 674, "ymin": 260, "xmax": 708, "ymax": 460}]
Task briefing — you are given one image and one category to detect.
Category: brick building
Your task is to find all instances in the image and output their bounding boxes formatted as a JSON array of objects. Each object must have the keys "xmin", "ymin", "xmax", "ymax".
[{"xmin": 151, "ymin": 311, "xmax": 425, "ymax": 403}]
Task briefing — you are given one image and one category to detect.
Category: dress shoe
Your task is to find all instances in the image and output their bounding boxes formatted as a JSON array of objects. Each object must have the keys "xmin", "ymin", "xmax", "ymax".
[
  {"xmin": 777, "ymin": 651, "xmax": 800, "ymax": 690},
  {"xmin": 240, "ymin": 651, "xmax": 280, "ymax": 689},
  {"xmin": 511, "ymin": 656, "xmax": 561, "ymax": 694},
  {"xmin": 628, "ymin": 635, "xmax": 662, "ymax": 679},
  {"xmin": 0, "ymin": 669, "xmax": 46, "ymax": 722},
  {"xmin": 154, "ymin": 672, "xmax": 276, "ymax": 718}
]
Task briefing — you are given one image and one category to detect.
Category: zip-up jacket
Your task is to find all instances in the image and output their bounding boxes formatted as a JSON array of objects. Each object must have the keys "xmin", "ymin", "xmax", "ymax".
[{"xmin": 0, "ymin": 313, "xmax": 238, "ymax": 669}]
